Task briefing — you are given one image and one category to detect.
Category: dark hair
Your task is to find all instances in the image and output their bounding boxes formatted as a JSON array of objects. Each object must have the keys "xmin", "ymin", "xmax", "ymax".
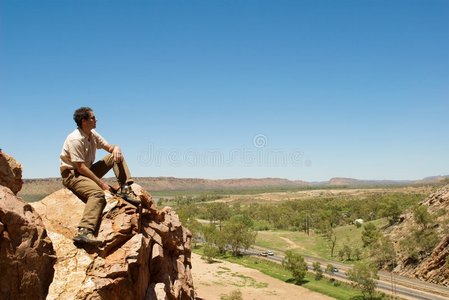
[{"xmin": 73, "ymin": 107, "xmax": 93, "ymax": 127}]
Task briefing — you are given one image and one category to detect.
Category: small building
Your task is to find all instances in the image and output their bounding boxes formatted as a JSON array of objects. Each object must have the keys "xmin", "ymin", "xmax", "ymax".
[{"xmin": 354, "ymin": 219, "xmax": 364, "ymax": 226}]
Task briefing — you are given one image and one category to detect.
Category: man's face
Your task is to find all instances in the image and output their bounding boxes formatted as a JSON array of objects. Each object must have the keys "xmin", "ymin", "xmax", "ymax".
[{"xmin": 83, "ymin": 111, "xmax": 97, "ymax": 130}]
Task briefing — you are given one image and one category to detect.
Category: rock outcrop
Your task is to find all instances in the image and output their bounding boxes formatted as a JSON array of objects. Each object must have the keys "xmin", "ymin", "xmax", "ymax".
[
  {"xmin": 386, "ymin": 184, "xmax": 449, "ymax": 286},
  {"xmin": 413, "ymin": 235, "xmax": 449, "ymax": 284},
  {"xmin": 32, "ymin": 185, "xmax": 195, "ymax": 299},
  {"xmin": 0, "ymin": 151, "xmax": 23, "ymax": 195},
  {"xmin": 0, "ymin": 152, "xmax": 56, "ymax": 300}
]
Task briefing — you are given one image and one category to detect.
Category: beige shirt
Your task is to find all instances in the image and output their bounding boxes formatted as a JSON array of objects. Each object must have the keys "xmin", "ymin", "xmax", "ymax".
[{"xmin": 60, "ymin": 128, "xmax": 109, "ymax": 172}]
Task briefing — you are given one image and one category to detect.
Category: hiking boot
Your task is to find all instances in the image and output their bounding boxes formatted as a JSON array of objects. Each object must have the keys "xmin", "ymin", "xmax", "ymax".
[
  {"xmin": 73, "ymin": 227, "xmax": 103, "ymax": 246},
  {"xmin": 119, "ymin": 185, "xmax": 141, "ymax": 206}
]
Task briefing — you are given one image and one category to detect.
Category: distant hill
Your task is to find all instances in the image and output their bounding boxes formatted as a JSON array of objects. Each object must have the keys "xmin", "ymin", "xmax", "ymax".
[
  {"xmin": 328, "ymin": 177, "xmax": 412, "ymax": 187},
  {"xmin": 18, "ymin": 175, "xmax": 449, "ymax": 199},
  {"xmin": 133, "ymin": 177, "xmax": 310, "ymax": 191}
]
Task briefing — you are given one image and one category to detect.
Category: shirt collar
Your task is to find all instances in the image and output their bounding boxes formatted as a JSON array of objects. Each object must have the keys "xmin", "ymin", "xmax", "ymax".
[{"xmin": 77, "ymin": 127, "xmax": 92, "ymax": 139}]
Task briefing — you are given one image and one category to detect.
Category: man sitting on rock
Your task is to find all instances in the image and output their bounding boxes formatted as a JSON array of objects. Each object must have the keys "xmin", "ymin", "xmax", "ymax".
[{"xmin": 60, "ymin": 107, "xmax": 140, "ymax": 246}]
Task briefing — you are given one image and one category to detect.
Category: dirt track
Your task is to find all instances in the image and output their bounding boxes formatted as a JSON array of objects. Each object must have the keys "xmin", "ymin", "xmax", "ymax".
[{"xmin": 191, "ymin": 253, "xmax": 334, "ymax": 300}]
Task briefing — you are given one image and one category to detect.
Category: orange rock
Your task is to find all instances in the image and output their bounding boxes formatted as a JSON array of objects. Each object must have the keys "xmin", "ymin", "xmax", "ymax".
[
  {"xmin": 32, "ymin": 184, "xmax": 195, "ymax": 299},
  {"xmin": 0, "ymin": 186, "xmax": 56, "ymax": 300},
  {"xmin": 0, "ymin": 151, "xmax": 23, "ymax": 194}
]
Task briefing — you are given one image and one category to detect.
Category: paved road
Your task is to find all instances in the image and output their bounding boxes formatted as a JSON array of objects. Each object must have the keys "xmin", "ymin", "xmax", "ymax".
[{"xmin": 245, "ymin": 248, "xmax": 449, "ymax": 300}]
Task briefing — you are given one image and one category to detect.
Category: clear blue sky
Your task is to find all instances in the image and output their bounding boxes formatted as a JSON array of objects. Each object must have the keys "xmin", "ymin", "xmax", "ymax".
[{"xmin": 1, "ymin": 0, "xmax": 448, "ymax": 181}]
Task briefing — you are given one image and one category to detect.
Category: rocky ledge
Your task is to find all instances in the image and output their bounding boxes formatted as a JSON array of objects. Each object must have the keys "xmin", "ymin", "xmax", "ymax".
[
  {"xmin": 1, "ymin": 149, "xmax": 195, "ymax": 299},
  {"xmin": 32, "ymin": 184, "xmax": 195, "ymax": 300},
  {"xmin": 0, "ymin": 152, "xmax": 56, "ymax": 300},
  {"xmin": 0, "ymin": 151, "xmax": 23, "ymax": 195}
]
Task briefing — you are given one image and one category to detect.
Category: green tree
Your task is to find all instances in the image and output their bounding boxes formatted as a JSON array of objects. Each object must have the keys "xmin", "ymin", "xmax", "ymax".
[
  {"xmin": 324, "ymin": 227, "xmax": 337, "ymax": 257},
  {"xmin": 400, "ymin": 205, "xmax": 438, "ymax": 263},
  {"xmin": 353, "ymin": 247, "xmax": 362, "ymax": 261},
  {"xmin": 370, "ymin": 236, "xmax": 396, "ymax": 270},
  {"xmin": 419, "ymin": 228, "xmax": 439, "ymax": 254},
  {"xmin": 325, "ymin": 264, "xmax": 336, "ymax": 275},
  {"xmin": 341, "ymin": 244, "xmax": 352, "ymax": 261},
  {"xmin": 177, "ymin": 203, "xmax": 200, "ymax": 223},
  {"xmin": 327, "ymin": 205, "xmax": 343, "ymax": 228},
  {"xmin": 347, "ymin": 262, "xmax": 379, "ymax": 299},
  {"xmin": 186, "ymin": 218, "xmax": 203, "ymax": 248},
  {"xmin": 222, "ymin": 215, "xmax": 257, "ymax": 256},
  {"xmin": 206, "ymin": 202, "xmax": 231, "ymax": 230},
  {"xmin": 202, "ymin": 243, "xmax": 219, "ymax": 263},
  {"xmin": 338, "ymin": 248, "xmax": 345, "ymax": 261},
  {"xmin": 413, "ymin": 205, "xmax": 433, "ymax": 230},
  {"xmin": 312, "ymin": 262, "xmax": 323, "ymax": 280},
  {"xmin": 176, "ymin": 203, "xmax": 203, "ymax": 248},
  {"xmin": 203, "ymin": 223, "xmax": 227, "ymax": 254},
  {"xmin": 384, "ymin": 199, "xmax": 402, "ymax": 225},
  {"xmin": 361, "ymin": 223, "xmax": 381, "ymax": 248},
  {"xmin": 282, "ymin": 250, "xmax": 308, "ymax": 284}
]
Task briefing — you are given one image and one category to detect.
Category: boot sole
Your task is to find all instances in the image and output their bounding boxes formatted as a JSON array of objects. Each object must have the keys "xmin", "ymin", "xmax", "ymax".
[
  {"xmin": 123, "ymin": 197, "xmax": 141, "ymax": 206},
  {"xmin": 73, "ymin": 236, "xmax": 103, "ymax": 246}
]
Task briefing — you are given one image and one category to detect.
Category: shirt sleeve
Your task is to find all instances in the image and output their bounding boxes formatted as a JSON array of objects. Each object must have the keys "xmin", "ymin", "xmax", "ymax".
[
  {"xmin": 92, "ymin": 130, "xmax": 110, "ymax": 151},
  {"xmin": 67, "ymin": 138, "xmax": 86, "ymax": 163}
]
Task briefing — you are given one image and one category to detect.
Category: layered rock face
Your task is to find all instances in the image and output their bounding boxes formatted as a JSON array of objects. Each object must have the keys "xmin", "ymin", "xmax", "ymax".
[
  {"xmin": 412, "ymin": 186, "xmax": 449, "ymax": 284},
  {"xmin": 0, "ymin": 151, "xmax": 23, "ymax": 195},
  {"xmin": 0, "ymin": 152, "xmax": 56, "ymax": 300},
  {"xmin": 413, "ymin": 235, "xmax": 449, "ymax": 285},
  {"xmin": 387, "ymin": 184, "xmax": 449, "ymax": 286},
  {"xmin": 32, "ymin": 185, "xmax": 195, "ymax": 299}
]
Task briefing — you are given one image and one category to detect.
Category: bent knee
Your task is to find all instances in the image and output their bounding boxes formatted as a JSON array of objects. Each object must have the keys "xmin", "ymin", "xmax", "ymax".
[{"xmin": 90, "ymin": 192, "xmax": 106, "ymax": 204}]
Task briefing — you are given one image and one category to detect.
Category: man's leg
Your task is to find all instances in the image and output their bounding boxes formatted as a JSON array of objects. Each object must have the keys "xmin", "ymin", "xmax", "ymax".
[
  {"xmin": 62, "ymin": 171, "xmax": 106, "ymax": 232},
  {"xmin": 91, "ymin": 154, "xmax": 133, "ymax": 186},
  {"xmin": 90, "ymin": 154, "xmax": 140, "ymax": 206}
]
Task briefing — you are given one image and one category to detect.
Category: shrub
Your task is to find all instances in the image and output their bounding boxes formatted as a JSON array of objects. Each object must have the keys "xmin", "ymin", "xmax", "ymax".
[
  {"xmin": 282, "ymin": 250, "xmax": 308, "ymax": 284},
  {"xmin": 202, "ymin": 243, "xmax": 219, "ymax": 263},
  {"xmin": 220, "ymin": 290, "xmax": 243, "ymax": 300}
]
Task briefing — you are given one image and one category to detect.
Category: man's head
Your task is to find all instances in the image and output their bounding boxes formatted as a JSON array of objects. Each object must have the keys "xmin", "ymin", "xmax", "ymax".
[{"xmin": 73, "ymin": 107, "xmax": 96, "ymax": 129}]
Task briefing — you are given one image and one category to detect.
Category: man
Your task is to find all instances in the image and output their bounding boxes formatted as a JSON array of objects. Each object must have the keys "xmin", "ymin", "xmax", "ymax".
[{"xmin": 60, "ymin": 107, "xmax": 139, "ymax": 246}]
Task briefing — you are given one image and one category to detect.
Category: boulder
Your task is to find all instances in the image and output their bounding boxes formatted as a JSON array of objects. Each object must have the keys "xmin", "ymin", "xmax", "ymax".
[
  {"xmin": 0, "ymin": 186, "xmax": 56, "ymax": 300},
  {"xmin": 0, "ymin": 151, "xmax": 23, "ymax": 194},
  {"xmin": 32, "ymin": 185, "xmax": 195, "ymax": 299}
]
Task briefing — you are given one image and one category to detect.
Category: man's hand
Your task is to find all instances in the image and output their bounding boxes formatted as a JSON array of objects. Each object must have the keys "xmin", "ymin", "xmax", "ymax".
[
  {"xmin": 99, "ymin": 181, "xmax": 110, "ymax": 191},
  {"xmin": 112, "ymin": 145, "xmax": 123, "ymax": 163}
]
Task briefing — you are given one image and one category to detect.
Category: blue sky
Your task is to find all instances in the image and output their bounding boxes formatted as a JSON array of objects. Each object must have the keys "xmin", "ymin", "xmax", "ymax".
[{"xmin": 1, "ymin": 0, "xmax": 448, "ymax": 181}]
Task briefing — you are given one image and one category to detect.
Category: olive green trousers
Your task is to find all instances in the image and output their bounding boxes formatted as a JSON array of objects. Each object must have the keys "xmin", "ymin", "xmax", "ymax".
[{"xmin": 61, "ymin": 154, "xmax": 133, "ymax": 232}]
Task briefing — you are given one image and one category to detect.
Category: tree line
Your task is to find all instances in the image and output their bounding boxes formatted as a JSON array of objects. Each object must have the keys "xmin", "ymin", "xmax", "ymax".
[
  {"xmin": 176, "ymin": 192, "xmax": 424, "ymax": 232},
  {"xmin": 171, "ymin": 190, "xmax": 446, "ymax": 299}
]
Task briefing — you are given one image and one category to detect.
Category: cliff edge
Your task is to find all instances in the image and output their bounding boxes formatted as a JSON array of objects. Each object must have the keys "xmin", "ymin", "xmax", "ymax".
[{"xmin": 32, "ymin": 184, "xmax": 195, "ymax": 299}]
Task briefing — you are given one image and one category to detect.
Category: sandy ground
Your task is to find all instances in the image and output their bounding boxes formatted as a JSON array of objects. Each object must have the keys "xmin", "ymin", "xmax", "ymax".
[{"xmin": 191, "ymin": 253, "xmax": 334, "ymax": 300}]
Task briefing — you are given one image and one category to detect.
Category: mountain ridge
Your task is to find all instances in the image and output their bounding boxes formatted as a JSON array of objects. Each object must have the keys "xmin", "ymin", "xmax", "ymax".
[{"xmin": 19, "ymin": 175, "xmax": 449, "ymax": 199}]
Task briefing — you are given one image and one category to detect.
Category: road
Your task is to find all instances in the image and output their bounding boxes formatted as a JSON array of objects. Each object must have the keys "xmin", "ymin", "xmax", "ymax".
[{"xmin": 245, "ymin": 248, "xmax": 449, "ymax": 300}]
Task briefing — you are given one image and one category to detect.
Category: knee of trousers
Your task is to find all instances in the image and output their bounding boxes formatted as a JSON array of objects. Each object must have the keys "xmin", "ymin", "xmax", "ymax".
[
  {"xmin": 104, "ymin": 153, "xmax": 115, "ymax": 163},
  {"xmin": 89, "ymin": 192, "xmax": 106, "ymax": 206}
]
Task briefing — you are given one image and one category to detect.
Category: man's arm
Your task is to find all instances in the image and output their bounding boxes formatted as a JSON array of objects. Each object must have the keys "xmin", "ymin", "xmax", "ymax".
[
  {"xmin": 74, "ymin": 162, "xmax": 110, "ymax": 191},
  {"xmin": 105, "ymin": 144, "xmax": 123, "ymax": 163},
  {"xmin": 93, "ymin": 131, "xmax": 123, "ymax": 163}
]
